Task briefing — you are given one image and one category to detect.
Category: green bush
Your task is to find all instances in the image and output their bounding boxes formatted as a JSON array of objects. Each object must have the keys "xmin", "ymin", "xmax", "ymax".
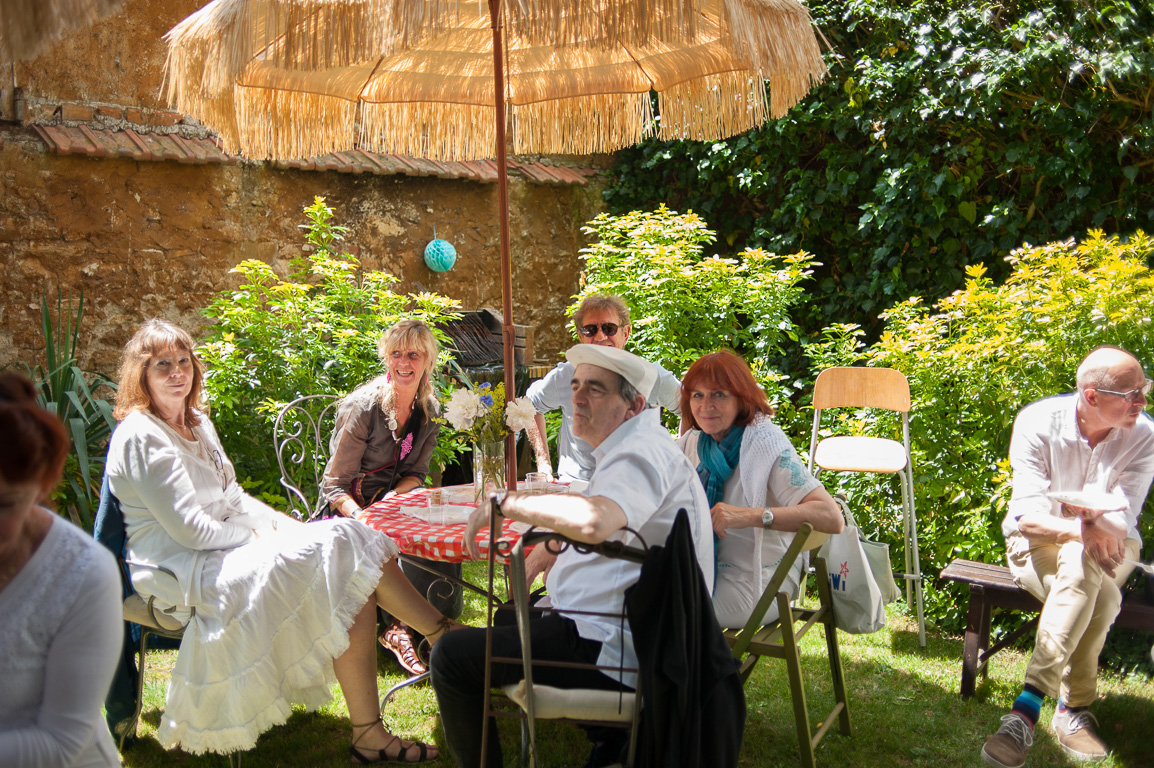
[
  {"xmin": 575, "ymin": 206, "xmax": 816, "ymax": 406},
  {"xmin": 605, "ymin": 0, "xmax": 1154, "ymax": 339},
  {"xmin": 806, "ymin": 231, "xmax": 1154, "ymax": 665},
  {"xmin": 198, "ymin": 197, "xmax": 463, "ymax": 503}
]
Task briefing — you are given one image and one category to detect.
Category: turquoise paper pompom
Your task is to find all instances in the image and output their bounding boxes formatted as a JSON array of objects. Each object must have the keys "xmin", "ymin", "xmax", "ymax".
[{"xmin": 424, "ymin": 239, "xmax": 457, "ymax": 272}]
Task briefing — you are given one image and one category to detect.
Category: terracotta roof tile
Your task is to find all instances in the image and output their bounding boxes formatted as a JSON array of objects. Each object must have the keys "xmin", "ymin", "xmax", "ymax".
[{"xmin": 35, "ymin": 124, "xmax": 596, "ymax": 184}]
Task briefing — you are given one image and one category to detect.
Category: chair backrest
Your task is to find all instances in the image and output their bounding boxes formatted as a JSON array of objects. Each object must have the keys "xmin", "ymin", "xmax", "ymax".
[
  {"xmin": 812, "ymin": 366, "xmax": 910, "ymax": 413},
  {"xmin": 273, "ymin": 393, "xmax": 340, "ymax": 520}
]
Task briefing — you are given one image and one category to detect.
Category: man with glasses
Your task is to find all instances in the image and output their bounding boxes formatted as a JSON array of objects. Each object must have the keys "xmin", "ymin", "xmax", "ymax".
[
  {"xmin": 982, "ymin": 346, "xmax": 1154, "ymax": 768},
  {"xmin": 526, "ymin": 294, "xmax": 682, "ymax": 483}
]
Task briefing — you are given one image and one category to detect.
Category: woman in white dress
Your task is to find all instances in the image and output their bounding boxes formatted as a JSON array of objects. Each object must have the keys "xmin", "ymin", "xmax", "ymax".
[
  {"xmin": 105, "ymin": 319, "xmax": 455, "ymax": 764},
  {"xmin": 0, "ymin": 372, "xmax": 122, "ymax": 768},
  {"xmin": 677, "ymin": 350, "xmax": 843, "ymax": 628}
]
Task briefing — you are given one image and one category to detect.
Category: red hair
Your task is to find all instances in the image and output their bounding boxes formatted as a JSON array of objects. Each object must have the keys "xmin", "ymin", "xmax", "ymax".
[
  {"xmin": 680, "ymin": 350, "xmax": 772, "ymax": 430},
  {"xmin": 0, "ymin": 372, "xmax": 70, "ymax": 493}
]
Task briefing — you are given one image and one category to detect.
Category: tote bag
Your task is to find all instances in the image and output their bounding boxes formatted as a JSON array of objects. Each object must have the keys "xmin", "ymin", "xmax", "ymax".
[
  {"xmin": 836, "ymin": 495, "xmax": 902, "ymax": 605},
  {"xmin": 817, "ymin": 497, "xmax": 887, "ymax": 634}
]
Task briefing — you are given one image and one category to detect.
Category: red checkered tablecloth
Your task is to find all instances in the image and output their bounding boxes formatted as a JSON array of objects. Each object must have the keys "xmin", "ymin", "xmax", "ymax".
[{"xmin": 360, "ymin": 485, "xmax": 524, "ymax": 563}]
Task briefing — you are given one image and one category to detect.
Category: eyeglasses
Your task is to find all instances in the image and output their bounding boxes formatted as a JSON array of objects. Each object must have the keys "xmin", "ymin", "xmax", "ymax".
[
  {"xmin": 1093, "ymin": 378, "xmax": 1154, "ymax": 403},
  {"xmin": 578, "ymin": 323, "xmax": 620, "ymax": 338}
]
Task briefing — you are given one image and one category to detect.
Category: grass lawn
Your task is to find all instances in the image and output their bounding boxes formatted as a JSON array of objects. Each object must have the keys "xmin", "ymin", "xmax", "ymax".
[{"xmin": 117, "ymin": 565, "xmax": 1154, "ymax": 768}]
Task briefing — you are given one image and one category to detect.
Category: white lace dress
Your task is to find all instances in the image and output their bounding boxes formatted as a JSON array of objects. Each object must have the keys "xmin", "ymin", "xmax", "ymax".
[{"xmin": 107, "ymin": 410, "xmax": 399, "ymax": 755}]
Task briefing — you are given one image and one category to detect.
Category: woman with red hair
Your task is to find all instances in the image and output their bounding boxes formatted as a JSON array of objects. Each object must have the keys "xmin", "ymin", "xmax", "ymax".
[
  {"xmin": 678, "ymin": 350, "xmax": 843, "ymax": 627},
  {"xmin": 0, "ymin": 372, "xmax": 122, "ymax": 767}
]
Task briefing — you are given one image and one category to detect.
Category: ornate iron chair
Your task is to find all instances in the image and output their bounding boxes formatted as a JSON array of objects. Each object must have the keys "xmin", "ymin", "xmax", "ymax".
[{"xmin": 273, "ymin": 393, "xmax": 340, "ymax": 520}]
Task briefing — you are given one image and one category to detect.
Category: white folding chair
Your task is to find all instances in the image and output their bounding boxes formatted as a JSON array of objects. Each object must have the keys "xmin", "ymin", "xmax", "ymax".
[{"xmin": 807, "ymin": 366, "xmax": 926, "ymax": 647}]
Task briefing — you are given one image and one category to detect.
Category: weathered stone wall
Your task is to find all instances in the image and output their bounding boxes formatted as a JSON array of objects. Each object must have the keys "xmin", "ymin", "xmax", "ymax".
[{"xmin": 0, "ymin": 0, "xmax": 607, "ymax": 376}]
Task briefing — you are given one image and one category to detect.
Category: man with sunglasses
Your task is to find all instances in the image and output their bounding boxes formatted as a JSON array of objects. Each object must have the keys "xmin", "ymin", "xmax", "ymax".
[
  {"xmin": 982, "ymin": 345, "xmax": 1154, "ymax": 768},
  {"xmin": 526, "ymin": 294, "xmax": 683, "ymax": 483}
]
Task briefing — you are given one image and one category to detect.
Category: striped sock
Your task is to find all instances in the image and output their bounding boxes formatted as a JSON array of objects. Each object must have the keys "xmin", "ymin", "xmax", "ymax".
[{"xmin": 1011, "ymin": 684, "xmax": 1044, "ymax": 727}]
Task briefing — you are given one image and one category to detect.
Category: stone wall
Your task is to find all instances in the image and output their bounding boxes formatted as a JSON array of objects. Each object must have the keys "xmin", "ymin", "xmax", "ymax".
[{"xmin": 0, "ymin": 0, "xmax": 607, "ymax": 376}]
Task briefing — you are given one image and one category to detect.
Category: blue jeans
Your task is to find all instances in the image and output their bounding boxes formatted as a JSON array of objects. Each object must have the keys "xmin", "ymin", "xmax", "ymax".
[{"xmin": 430, "ymin": 610, "xmax": 629, "ymax": 767}]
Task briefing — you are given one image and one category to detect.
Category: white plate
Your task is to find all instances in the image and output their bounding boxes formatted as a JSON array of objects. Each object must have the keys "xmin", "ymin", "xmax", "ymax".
[{"xmin": 1046, "ymin": 490, "xmax": 1128, "ymax": 512}]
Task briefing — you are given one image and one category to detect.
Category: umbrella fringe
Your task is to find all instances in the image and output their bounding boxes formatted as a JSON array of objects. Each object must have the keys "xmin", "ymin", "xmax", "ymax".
[
  {"xmin": 511, "ymin": 93, "xmax": 654, "ymax": 155},
  {"xmin": 505, "ymin": 0, "xmax": 702, "ymax": 48},
  {"xmin": 235, "ymin": 86, "xmax": 358, "ymax": 159},
  {"xmin": 657, "ymin": 72, "xmax": 767, "ymax": 141},
  {"xmin": 720, "ymin": 0, "xmax": 828, "ymax": 84},
  {"xmin": 360, "ymin": 102, "xmax": 497, "ymax": 162}
]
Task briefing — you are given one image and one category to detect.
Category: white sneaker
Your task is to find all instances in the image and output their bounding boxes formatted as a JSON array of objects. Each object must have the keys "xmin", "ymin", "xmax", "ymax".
[{"xmin": 1051, "ymin": 707, "xmax": 1108, "ymax": 762}]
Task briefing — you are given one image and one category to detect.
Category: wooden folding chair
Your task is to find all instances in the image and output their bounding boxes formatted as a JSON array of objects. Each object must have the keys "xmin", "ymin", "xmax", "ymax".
[
  {"xmin": 726, "ymin": 523, "xmax": 851, "ymax": 768},
  {"xmin": 807, "ymin": 366, "xmax": 926, "ymax": 646}
]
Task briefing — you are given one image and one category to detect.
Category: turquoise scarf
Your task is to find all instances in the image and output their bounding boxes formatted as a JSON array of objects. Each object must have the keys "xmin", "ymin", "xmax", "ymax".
[{"xmin": 696, "ymin": 425, "xmax": 745, "ymax": 585}]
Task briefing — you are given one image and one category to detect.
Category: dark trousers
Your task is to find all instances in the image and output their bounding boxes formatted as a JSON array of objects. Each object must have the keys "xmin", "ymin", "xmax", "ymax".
[{"xmin": 430, "ymin": 610, "xmax": 630, "ymax": 767}]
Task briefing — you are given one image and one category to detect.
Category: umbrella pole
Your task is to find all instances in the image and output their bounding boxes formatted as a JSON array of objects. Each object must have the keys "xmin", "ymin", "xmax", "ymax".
[{"xmin": 489, "ymin": 0, "xmax": 518, "ymax": 492}]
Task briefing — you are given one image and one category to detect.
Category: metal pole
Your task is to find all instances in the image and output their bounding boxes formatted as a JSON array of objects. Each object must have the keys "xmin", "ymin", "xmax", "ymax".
[{"xmin": 489, "ymin": 0, "xmax": 518, "ymax": 492}]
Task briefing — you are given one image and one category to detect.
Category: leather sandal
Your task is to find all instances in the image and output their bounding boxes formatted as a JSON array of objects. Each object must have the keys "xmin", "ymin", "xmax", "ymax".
[
  {"xmin": 379, "ymin": 620, "xmax": 427, "ymax": 675},
  {"xmin": 350, "ymin": 717, "xmax": 436, "ymax": 765}
]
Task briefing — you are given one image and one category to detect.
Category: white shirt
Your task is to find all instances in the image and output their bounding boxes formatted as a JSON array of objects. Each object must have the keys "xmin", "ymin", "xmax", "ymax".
[
  {"xmin": 527, "ymin": 360, "xmax": 683, "ymax": 482},
  {"xmin": 0, "ymin": 515, "xmax": 122, "ymax": 768},
  {"xmin": 107, "ymin": 410, "xmax": 290, "ymax": 610},
  {"xmin": 1004, "ymin": 393, "xmax": 1154, "ymax": 543},
  {"xmin": 545, "ymin": 411, "xmax": 712, "ymax": 686},
  {"xmin": 679, "ymin": 415, "xmax": 822, "ymax": 627}
]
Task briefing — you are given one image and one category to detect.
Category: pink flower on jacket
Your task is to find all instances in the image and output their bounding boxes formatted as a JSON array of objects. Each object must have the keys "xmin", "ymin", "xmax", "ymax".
[{"xmin": 399, "ymin": 432, "xmax": 414, "ymax": 460}]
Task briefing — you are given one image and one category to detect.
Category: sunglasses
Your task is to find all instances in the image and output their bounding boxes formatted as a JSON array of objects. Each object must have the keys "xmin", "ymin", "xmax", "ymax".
[{"xmin": 578, "ymin": 323, "xmax": 621, "ymax": 338}]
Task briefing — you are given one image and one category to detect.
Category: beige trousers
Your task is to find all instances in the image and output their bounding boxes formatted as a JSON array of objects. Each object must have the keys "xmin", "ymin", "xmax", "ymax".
[{"xmin": 1006, "ymin": 531, "xmax": 1138, "ymax": 707}]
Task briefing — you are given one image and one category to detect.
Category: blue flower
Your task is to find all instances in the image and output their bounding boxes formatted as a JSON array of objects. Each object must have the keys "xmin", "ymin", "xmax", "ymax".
[
  {"xmin": 479, "ymin": 382, "xmax": 492, "ymax": 391},
  {"xmin": 479, "ymin": 393, "xmax": 494, "ymax": 408}
]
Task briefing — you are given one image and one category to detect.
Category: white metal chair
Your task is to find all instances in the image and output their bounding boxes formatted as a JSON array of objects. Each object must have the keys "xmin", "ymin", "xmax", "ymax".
[
  {"xmin": 807, "ymin": 366, "xmax": 926, "ymax": 647},
  {"xmin": 481, "ymin": 518, "xmax": 644, "ymax": 767},
  {"xmin": 273, "ymin": 393, "xmax": 340, "ymax": 520}
]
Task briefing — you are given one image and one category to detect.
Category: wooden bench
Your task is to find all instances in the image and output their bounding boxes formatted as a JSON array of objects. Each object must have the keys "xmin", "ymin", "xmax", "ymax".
[{"xmin": 940, "ymin": 558, "xmax": 1154, "ymax": 698}]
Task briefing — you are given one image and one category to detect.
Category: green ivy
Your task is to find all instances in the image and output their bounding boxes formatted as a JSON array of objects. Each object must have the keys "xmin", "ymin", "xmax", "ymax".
[
  {"xmin": 605, "ymin": 0, "xmax": 1154, "ymax": 339},
  {"xmin": 198, "ymin": 197, "xmax": 464, "ymax": 500}
]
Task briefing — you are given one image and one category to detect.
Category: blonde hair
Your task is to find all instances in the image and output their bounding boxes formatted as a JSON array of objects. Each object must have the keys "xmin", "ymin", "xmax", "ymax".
[
  {"xmin": 114, "ymin": 319, "xmax": 206, "ymax": 424},
  {"xmin": 376, "ymin": 319, "xmax": 440, "ymax": 411}
]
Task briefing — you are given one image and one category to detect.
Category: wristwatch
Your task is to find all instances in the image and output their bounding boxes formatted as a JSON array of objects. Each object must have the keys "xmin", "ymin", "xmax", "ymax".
[{"xmin": 761, "ymin": 508, "xmax": 775, "ymax": 529}]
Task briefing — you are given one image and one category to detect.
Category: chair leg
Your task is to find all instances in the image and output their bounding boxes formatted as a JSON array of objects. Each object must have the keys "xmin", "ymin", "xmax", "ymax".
[
  {"xmin": 379, "ymin": 670, "xmax": 431, "ymax": 713},
  {"xmin": 815, "ymin": 561, "xmax": 852, "ymax": 738},
  {"xmin": 779, "ymin": 595, "xmax": 817, "ymax": 768},
  {"xmin": 120, "ymin": 628, "xmax": 150, "ymax": 750},
  {"xmin": 900, "ymin": 468, "xmax": 926, "ymax": 647}
]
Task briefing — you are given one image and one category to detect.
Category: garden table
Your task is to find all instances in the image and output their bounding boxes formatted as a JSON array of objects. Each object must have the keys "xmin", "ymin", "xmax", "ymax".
[{"xmin": 361, "ymin": 484, "xmax": 534, "ymax": 562}]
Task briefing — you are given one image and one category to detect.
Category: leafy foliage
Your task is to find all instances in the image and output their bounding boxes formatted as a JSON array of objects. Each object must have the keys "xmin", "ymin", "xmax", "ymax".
[
  {"xmin": 605, "ymin": 0, "xmax": 1154, "ymax": 338},
  {"xmin": 11, "ymin": 291, "xmax": 117, "ymax": 531},
  {"xmin": 575, "ymin": 206, "xmax": 816, "ymax": 405},
  {"xmin": 805, "ymin": 231, "xmax": 1154, "ymax": 656},
  {"xmin": 198, "ymin": 197, "xmax": 463, "ymax": 501}
]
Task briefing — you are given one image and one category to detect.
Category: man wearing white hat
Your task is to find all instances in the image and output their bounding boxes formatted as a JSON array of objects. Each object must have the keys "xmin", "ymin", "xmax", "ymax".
[{"xmin": 430, "ymin": 343, "xmax": 713, "ymax": 768}]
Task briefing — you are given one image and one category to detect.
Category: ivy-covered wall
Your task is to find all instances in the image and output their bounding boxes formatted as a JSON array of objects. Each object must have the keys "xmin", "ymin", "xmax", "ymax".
[{"xmin": 605, "ymin": 0, "xmax": 1154, "ymax": 336}]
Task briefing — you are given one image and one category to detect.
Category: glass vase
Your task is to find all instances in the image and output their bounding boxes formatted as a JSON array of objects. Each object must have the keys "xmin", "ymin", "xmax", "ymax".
[{"xmin": 473, "ymin": 439, "xmax": 505, "ymax": 503}]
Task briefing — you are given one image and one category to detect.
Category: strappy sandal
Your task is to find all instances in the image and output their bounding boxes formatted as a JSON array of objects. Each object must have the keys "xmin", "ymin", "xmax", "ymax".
[
  {"xmin": 350, "ymin": 717, "xmax": 436, "ymax": 765},
  {"xmin": 379, "ymin": 620, "xmax": 426, "ymax": 675}
]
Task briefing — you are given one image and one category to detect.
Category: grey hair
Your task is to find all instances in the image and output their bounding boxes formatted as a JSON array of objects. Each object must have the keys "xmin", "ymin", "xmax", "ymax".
[
  {"xmin": 574, "ymin": 294, "xmax": 630, "ymax": 329},
  {"xmin": 615, "ymin": 372, "xmax": 644, "ymax": 408}
]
